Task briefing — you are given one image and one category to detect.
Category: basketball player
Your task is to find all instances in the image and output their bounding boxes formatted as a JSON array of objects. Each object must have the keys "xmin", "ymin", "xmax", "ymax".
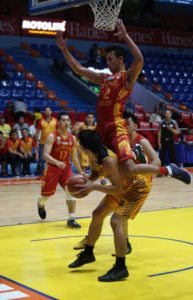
[
  {"xmin": 37, "ymin": 112, "xmax": 83, "ymax": 228},
  {"xmin": 36, "ymin": 107, "xmax": 57, "ymax": 175},
  {"xmin": 68, "ymin": 129, "xmax": 154, "ymax": 282},
  {"xmin": 56, "ymin": 19, "xmax": 191, "ymax": 184}
]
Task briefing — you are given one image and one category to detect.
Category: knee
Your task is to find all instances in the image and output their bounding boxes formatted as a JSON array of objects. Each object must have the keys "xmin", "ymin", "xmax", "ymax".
[
  {"xmin": 92, "ymin": 208, "xmax": 105, "ymax": 221},
  {"xmin": 110, "ymin": 216, "xmax": 119, "ymax": 232}
]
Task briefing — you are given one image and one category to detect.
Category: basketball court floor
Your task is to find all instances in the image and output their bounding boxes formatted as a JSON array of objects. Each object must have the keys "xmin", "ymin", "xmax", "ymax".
[{"xmin": 0, "ymin": 175, "xmax": 193, "ymax": 300}]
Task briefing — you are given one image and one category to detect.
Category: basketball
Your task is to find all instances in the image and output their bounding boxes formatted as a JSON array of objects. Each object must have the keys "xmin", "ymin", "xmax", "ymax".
[{"xmin": 66, "ymin": 174, "xmax": 88, "ymax": 198}]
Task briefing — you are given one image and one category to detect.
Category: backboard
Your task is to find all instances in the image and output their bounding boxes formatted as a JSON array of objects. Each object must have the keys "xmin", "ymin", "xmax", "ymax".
[{"xmin": 29, "ymin": 0, "xmax": 94, "ymax": 15}]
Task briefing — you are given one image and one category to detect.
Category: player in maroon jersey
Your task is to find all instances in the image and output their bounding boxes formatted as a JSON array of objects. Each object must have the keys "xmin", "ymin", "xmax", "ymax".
[
  {"xmin": 37, "ymin": 112, "xmax": 83, "ymax": 228},
  {"xmin": 56, "ymin": 19, "xmax": 191, "ymax": 185}
]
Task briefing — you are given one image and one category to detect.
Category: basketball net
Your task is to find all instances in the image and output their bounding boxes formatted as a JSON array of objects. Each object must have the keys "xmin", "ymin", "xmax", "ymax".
[{"xmin": 89, "ymin": 0, "xmax": 124, "ymax": 31}]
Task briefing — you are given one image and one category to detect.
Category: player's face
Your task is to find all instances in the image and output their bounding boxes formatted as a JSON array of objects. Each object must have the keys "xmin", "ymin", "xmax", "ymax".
[
  {"xmin": 59, "ymin": 116, "xmax": 70, "ymax": 129},
  {"xmin": 45, "ymin": 108, "xmax": 52, "ymax": 117},
  {"xmin": 106, "ymin": 51, "xmax": 122, "ymax": 74},
  {"xmin": 126, "ymin": 118, "xmax": 136, "ymax": 135},
  {"xmin": 86, "ymin": 114, "xmax": 94, "ymax": 125}
]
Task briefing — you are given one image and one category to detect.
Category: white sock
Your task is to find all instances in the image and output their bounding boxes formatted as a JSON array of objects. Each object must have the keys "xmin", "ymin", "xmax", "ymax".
[
  {"xmin": 166, "ymin": 166, "xmax": 172, "ymax": 176},
  {"xmin": 69, "ymin": 213, "xmax": 75, "ymax": 220},
  {"xmin": 38, "ymin": 196, "xmax": 49, "ymax": 207}
]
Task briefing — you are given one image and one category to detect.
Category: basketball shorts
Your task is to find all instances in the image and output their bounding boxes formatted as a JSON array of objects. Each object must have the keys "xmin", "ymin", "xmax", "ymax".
[
  {"xmin": 96, "ymin": 121, "xmax": 133, "ymax": 164},
  {"xmin": 114, "ymin": 175, "xmax": 152, "ymax": 219},
  {"xmin": 41, "ymin": 164, "xmax": 72, "ymax": 196}
]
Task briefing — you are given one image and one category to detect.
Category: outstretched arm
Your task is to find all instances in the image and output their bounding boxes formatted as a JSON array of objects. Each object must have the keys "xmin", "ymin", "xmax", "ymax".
[
  {"xmin": 56, "ymin": 32, "xmax": 102, "ymax": 84},
  {"xmin": 114, "ymin": 19, "xmax": 144, "ymax": 88}
]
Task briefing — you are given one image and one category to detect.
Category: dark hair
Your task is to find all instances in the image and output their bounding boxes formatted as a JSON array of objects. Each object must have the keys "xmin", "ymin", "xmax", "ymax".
[
  {"xmin": 78, "ymin": 130, "xmax": 102, "ymax": 154},
  {"xmin": 33, "ymin": 107, "xmax": 41, "ymax": 113},
  {"xmin": 105, "ymin": 45, "xmax": 126, "ymax": 61},
  {"xmin": 57, "ymin": 112, "xmax": 69, "ymax": 121},
  {"xmin": 0, "ymin": 130, "xmax": 3, "ymax": 135},
  {"xmin": 10, "ymin": 129, "xmax": 18, "ymax": 136},
  {"xmin": 123, "ymin": 111, "xmax": 138, "ymax": 124}
]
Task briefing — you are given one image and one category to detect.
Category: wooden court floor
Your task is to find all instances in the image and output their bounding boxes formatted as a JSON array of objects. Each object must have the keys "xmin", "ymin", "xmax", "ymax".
[{"xmin": 0, "ymin": 176, "xmax": 193, "ymax": 300}]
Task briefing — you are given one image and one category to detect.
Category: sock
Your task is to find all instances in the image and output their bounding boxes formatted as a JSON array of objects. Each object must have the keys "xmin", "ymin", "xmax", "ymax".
[
  {"xmin": 115, "ymin": 256, "xmax": 126, "ymax": 270},
  {"xmin": 38, "ymin": 196, "xmax": 49, "ymax": 207},
  {"xmin": 159, "ymin": 167, "xmax": 169, "ymax": 176},
  {"xmin": 69, "ymin": 213, "xmax": 75, "ymax": 220},
  {"xmin": 84, "ymin": 244, "xmax": 94, "ymax": 255}
]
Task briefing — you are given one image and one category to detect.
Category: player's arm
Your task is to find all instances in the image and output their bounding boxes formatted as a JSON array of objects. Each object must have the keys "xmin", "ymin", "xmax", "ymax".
[
  {"xmin": 43, "ymin": 133, "xmax": 65, "ymax": 169},
  {"xmin": 70, "ymin": 136, "xmax": 83, "ymax": 174},
  {"xmin": 158, "ymin": 124, "xmax": 162, "ymax": 150},
  {"xmin": 114, "ymin": 19, "xmax": 144, "ymax": 88},
  {"xmin": 56, "ymin": 32, "xmax": 102, "ymax": 84},
  {"xmin": 140, "ymin": 138, "xmax": 161, "ymax": 166},
  {"xmin": 75, "ymin": 157, "xmax": 123, "ymax": 196}
]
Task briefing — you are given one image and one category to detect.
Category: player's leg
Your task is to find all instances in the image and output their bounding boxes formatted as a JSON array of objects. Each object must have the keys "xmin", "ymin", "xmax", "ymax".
[
  {"xmin": 60, "ymin": 166, "xmax": 81, "ymax": 228},
  {"xmin": 65, "ymin": 193, "xmax": 81, "ymax": 229},
  {"xmin": 98, "ymin": 213, "xmax": 129, "ymax": 282},
  {"xmin": 112, "ymin": 130, "xmax": 191, "ymax": 184},
  {"xmin": 68, "ymin": 195, "xmax": 118, "ymax": 268},
  {"xmin": 37, "ymin": 165, "xmax": 60, "ymax": 219}
]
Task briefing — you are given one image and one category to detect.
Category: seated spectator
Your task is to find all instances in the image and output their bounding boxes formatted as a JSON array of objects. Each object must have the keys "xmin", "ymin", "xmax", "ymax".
[
  {"xmin": 0, "ymin": 131, "xmax": 7, "ymax": 176},
  {"xmin": 0, "ymin": 115, "xmax": 11, "ymax": 139},
  {"xmin": 5, "ymin": 129, "xmax": 25, "ymax": 176},
  {"xmin": 20, "ymin": 128, "xmax": 38, "ymax": 176},
  {"xmin": 13, "ymin": 98, "xmax": 28, "ymax": 121},
  {"xmin": 149, "ymin": 104, "xmax": 162, "ymax": 124},
  {"xmin": 13, "ymin": 116, "xmax": 29, "ymax": 138}
]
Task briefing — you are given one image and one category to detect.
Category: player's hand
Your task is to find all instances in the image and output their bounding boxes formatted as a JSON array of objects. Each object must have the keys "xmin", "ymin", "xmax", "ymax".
[
  {"xmin": 74, "ymin": 177, "xmax": 94, "ymax": 196},
  {"xmin": 114, "ymin": 19, "xmax": 127, "ymax": 40},
  {"xmin": 56, "ymin": 161, "xmax": 66, "ymax": 169},
  {"xmin": 158, "ymin": 143, "xmax": 162, "ymax": 150},
  {"xmin": 56, "ymin": 31, "xmax": 67, "ymax": 49}
]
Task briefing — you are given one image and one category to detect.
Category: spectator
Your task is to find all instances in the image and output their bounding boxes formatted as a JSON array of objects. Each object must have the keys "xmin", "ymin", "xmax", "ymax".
[
  {"xmin": 158, "ymin": 110, "xmax": 180, "ymax": 166},
  {"xmin": 5, "ymin": 129, "xmax": 24, "ymax": 176},
  {"xmin": 13, "ymin": 98, "xmax": 27, "ymax": 121},
  {"xmin": 0, "ymin": 115, "xmax": 11, "ymax": 139},
  {"xmin": 157, "ymin": 101, "xmax": 167, "ymax": 119},
  {"xmin": 20, "ymin": 128, "xmax": 38, "ymax": 176},
  {"xmin": 0, "ymin": 64, "xmax": 10, "ymax": 80},
  {"xmin": 149, "ymin": 104, "xmax": 162, "ymax": 124},
  {"xmin": 88, "ymin": 43, "xmax": 102, "ymax": 67},
  {"xmin": 35, "ymin": 107, "xmax": 57, "ymax": 175},
  {"xmin": 0, "ymin": 131, "xmax": 7, "ymax": 176},
  {"xmin": 13, "ymin": 116, "xmax": 29, "ymax": 138}
]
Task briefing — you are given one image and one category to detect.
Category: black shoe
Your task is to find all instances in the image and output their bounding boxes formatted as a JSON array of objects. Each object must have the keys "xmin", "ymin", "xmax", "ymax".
[
  {"xmin": 112, "ymin": 242, "xmax": 132, "ymax": 257},
  {"xmin": 38, "ymin": 206, "xmax": 46, "ymax": 219},
  {"xmin": 68, "ymin": 251, "xmax": 96, "ymax": 268},
  {"xmin": 134, "ymin": 144, "xmax": 147, "ymax": 163},
  {"xmin": 67, "ymin": 219, "xmax": 81, "ymax": 228},
  {"xmin": 98, "ymin": 266, "xmax": 129, "ymax": 282},
  {"xmin": 167, "ymin": 164, "xmax": 192, "ymax": 185}
]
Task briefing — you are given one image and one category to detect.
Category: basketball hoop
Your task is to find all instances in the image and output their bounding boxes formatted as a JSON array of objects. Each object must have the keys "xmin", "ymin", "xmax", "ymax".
[{"xmin": 89, "ymin": 0, "xmax": 124, "ymax": 31}]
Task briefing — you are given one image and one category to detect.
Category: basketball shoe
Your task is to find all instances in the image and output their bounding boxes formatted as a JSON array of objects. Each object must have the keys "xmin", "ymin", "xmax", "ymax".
[
  {"xmin": 73, "ymin": 236, "xmax": 87, "ymax": 250},
  {"xmin": 98, "ymin": 266, "xmax": 129, "ymax": 282},
  {"xmin": 68, "ymin": 251, "xmax": 96, "ymax": 268},
  {"xmin": 38, "ymin": 205, "xmax": 46, "ymax": 219},
  {"xmin": 133, "ymin": 144, "xmax": 147, "ymax": 163},
  {"xmin": 67, "ymin": 219, "xmax": 81, "ymax": 229},
  {"xmin": 167, "ymin": 164, "xmax": 192, "ymax": 184}
]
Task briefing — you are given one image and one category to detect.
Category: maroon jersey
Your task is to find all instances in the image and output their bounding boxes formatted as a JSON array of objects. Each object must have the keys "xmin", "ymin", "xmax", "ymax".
[
  {"xmin": 50, "ymin": 131, "xmax": 74, "ymax": 167},
  {"xmin": 131, "ymin": 134, "xmax": 145, "ymax": 148},
  {"xmin": 97, "ymin": 71, "xmax": 132, "ymax": 127}
]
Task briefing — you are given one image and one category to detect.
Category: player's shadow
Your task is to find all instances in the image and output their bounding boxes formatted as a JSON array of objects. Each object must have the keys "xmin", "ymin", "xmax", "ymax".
[{"xmin": 69, "ymin": 269, "xmax": 97, "ymax": 273}]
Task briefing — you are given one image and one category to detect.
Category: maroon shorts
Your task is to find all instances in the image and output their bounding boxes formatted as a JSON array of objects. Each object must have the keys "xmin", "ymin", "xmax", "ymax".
[
  {"xmin": 41, "ymin": 164, "xmax": 72, "ymax": 196},
  {"xmin": 96, "ymin": 121, "xmax": 133, "ymax": 164}
]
